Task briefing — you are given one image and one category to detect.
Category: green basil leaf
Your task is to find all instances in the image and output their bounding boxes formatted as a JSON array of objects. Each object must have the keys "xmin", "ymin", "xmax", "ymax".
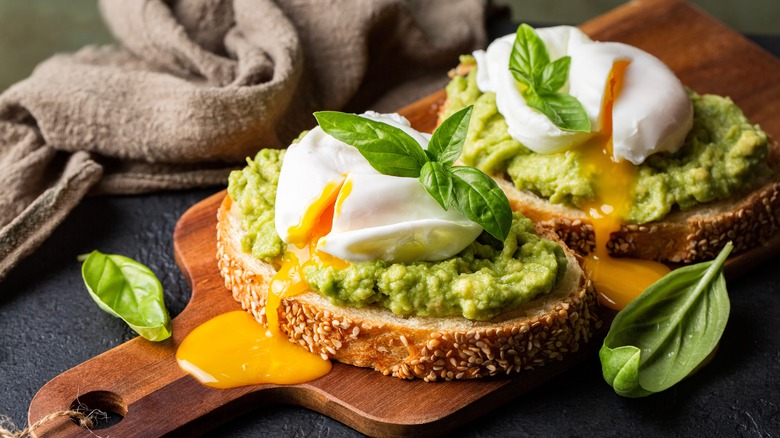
[
  {"xmin": 449, "ymin": 166, "xmax": 512, "ymax": 241},
  {"xmin": 314, "ymin": 111, "xmax": 428, "ymax": 178},
  {"xmin": 509, "ymin": 23, "xmax": 550, "ymax": 87},
  {"xmin": 509, "ymin": 24, "xmax": 591, "ymax": 134},
  {"xmin": 599, "ymin": 345, "xmax": 653, "ymax": 398},
  {"xmin": 600, "ymin": 242, "xmax": 733, "ymax": 397},
  {"xmin": 525, "ymin": 89, "xmax": 591, "ymax": 133},
  {"xmin": 543, "ymin": 92, "xmax": 591, "ymax": 132},
  {"xmin": 523, "ymin": 89, "xmax": 563, "ymax": 127},
  {"xmin": 428, "ymin": 105, "xmax": 473, "ymax": 167},
  {"xmin": 508, "ymin": 67, "xmax": 532, "ymax": 88},
  {"xmin": 420, "ymin": 161, "xmax": 453, "ymax": 210},
  {"xmin": 81, "ymin": 250, "xmax": 172, "ymax": 342},
  {"xmin": 537, "ymin": 56, "xmax": 571, "ymax": 94}
]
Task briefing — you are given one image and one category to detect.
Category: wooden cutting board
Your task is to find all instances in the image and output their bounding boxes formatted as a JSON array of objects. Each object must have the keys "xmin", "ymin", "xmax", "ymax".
[{"xmin": 28, "ymin": 0, "xmax": 780, "ymax": 436}]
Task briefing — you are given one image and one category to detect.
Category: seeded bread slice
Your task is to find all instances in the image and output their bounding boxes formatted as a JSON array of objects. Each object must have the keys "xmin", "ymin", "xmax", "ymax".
[
  {"xmin": 217, "ymin": 195, "xmax": 601, "ymax": 381},
  {"xmin": 441, "ymin": 66, "xmax": 780, "ymax": 264}
]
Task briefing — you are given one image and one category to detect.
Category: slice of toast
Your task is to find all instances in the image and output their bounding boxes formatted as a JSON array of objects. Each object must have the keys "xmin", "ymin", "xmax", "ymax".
[
  {"xmin": 217, "ymin": 195, "xmax": 602, "ymax": 381},
  {"xmin": 442, "ymin": 63, "xmax": 780, "ymax": 263}
]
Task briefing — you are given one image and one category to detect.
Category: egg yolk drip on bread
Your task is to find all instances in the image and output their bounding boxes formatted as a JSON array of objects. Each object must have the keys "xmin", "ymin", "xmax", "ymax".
[
  {"xmin": 177, "ymin": 149, "xmax": 336, "ymax": 388},
  {"xmin": 472, "ymin": 26, "xmax": 690, "ymax": 309},
  {"xmin": 577, "ymin": 59, "xmax": 670, "ymax": 310},
  {"xmin": 176, "ymin": 206, "xmax": 335, "ymax": 389},
  {"xmin": 177, "ymin": 178, "xmax": 354, "ymax": 389}
]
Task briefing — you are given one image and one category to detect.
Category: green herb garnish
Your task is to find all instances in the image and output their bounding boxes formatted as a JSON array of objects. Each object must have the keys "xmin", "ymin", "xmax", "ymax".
[
  {"xmin": 509, "ymin": 24, "xmax": 591, "ymax": 132},
  {"xmin": 314, "ymin": 107, "xmax": 512, "ymax": 241},
  {"xmin": 80, "ymin": 250, "xmax": 172, "ymax": 342},
  {"xmin": 600, "ymin": 242, "xmax": 733, "ymax": 397}
]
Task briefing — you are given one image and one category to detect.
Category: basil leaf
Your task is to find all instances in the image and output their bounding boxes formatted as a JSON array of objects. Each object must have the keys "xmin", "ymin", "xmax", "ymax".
[
  {"xmin": 600, "ymin": 345, "xmax": 652, "ymax": 398},
  {"xmin": 420, "ymin": 161, "xmax": 453, "ymax": 210},
  {"xmin": 509, "ymin": 24, "xmax": 591, "ymax": 133},
  {"xmin": 600, "ymin": 242, "xmax": 733, "ymax": 397},
  {"xmin": 525, "ymin": 90, "xmax": 592, "ymax": 133},
  {"xmin": 524, "ymin": 89, "xmax": 564, "ymax": 127},
  {"xmin": 81, "ymin": 250, "xmax": 172, "ymax": 342},
  {"xmin": 543, "ymin": 92, "xmax": 592, "ymax": 132},
  {"xmin": 537, "ymin": 56, "xmax": 571, "ymax": 94},
  {"xmin": 449, "ymin": 166, "xmax": 512, "ymax": 241},
  {"xmin": 314, "ymin": 111, "xmax": 428, "ymax": 178},
  {"xmin": 509, "ymin": 23, "xmax": 549, "ymax": 86},
  {"xmin": 428, "ymin": 105, "xmax": 472, "ymax": 167}
]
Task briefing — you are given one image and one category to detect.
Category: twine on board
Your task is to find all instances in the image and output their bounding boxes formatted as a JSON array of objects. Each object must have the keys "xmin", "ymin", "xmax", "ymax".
[{"xmin": 0, "ymin": 409, "xmax": 104, "ymax": 438}]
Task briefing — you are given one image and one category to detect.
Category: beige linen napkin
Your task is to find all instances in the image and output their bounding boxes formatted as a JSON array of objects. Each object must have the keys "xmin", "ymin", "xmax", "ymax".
[{"xmin": 0, "ymin": 0, "xmax": 486, "ymax": 281}]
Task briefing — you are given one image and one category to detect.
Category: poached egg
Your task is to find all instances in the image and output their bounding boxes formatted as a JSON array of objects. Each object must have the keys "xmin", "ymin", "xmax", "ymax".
[
  {"xmin": 275, "ymin": 112, "xmax": 483, "ymax": 263},
  {"xmin": 474, "ymin": 26, "xmax": 693, "ymax": 164}
]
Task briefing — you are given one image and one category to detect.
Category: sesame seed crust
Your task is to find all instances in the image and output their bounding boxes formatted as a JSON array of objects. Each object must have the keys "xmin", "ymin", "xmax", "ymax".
[{"xmin": 217, "ymin": 195, "xmax": 601, "ymax": 381}]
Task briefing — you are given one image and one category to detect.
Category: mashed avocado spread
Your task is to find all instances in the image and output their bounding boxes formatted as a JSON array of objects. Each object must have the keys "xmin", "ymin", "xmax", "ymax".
[
  {"xmin": 443, "ymin": 56, "xmax": 771, "ymax": 223},
  {"xmin": 228, "ymin": 149, "xmax": 567, "ymax": 321}
]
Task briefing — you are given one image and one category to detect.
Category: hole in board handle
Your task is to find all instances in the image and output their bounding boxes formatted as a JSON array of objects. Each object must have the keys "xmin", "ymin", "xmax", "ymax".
[{"xmin": 69, "ymin": 390, "xmax": 127, "ymax": 430}]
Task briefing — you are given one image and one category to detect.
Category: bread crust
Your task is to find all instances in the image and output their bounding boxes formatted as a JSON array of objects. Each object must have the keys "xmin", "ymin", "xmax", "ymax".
[
  {"xmin": 217, "ymin": 195, "xmax": 601, "ymax": 381},
  {"xmin": 443, "ymin": 64, "xmax": 780, "ymax": 263}
]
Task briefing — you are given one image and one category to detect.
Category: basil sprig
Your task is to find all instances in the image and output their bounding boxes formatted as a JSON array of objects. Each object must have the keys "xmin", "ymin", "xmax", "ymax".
[
  {"xmin": 509, "ymin": 24, "xmax": 591, "ymax": 132},
  {"xmin": 600, "ymin": 242, "xmax": 733, "ymax": 397},
  {"xmin": 80, "ymin": 250, "xmax": 172, "ymax": 342},
  {"xmin": 314, "ymin": 107, "xmax": 512, "ymax": 241}
]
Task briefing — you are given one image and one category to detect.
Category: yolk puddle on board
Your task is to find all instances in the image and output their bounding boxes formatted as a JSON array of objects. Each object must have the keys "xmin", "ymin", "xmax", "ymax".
[
  {"xmin": 579, "ymin": 60, "xmax": 670, "ymax": 311},
  {"xmin": 176, "ymin": 311, "xmax": 331, "ymax": 388},
  {"xmin": 176, "ymin": 183, "xmax": 355, "ymax": 388}
]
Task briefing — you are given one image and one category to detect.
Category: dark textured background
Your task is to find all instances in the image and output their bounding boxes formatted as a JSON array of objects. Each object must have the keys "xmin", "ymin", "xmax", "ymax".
[{"xmin": 2, "ymin": 7, "xmax": 780, "ymax": 438}]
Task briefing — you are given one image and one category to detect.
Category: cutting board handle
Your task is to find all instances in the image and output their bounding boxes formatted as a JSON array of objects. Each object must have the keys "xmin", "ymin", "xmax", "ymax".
[{"xmin": 26, "ymin": 308, "xmax": 259, "ymax": 435}]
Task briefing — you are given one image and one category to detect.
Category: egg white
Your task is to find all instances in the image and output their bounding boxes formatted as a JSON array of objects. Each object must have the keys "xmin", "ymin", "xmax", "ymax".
[{"xmin": 320, "ymin": 172, "xmax": 482, "ymax": 263}]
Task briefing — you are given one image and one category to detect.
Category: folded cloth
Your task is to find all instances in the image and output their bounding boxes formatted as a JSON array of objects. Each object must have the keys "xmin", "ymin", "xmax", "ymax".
[{"xmin": 0, "ymin": 0, "xmax": 486, "ymax": 282}]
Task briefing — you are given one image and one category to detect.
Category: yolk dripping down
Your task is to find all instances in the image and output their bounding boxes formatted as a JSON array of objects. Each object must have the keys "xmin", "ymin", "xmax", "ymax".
[
  {"xmin": 176, "ymin": 182, "xmax": 354, "ymax": 388},
  {"xmin": 267, "ymin": 178, "xmax": 350, "ymax": 334},
  {"xmin": 579, "ymin": 60, "xmax": 671, "ymax": 311}
]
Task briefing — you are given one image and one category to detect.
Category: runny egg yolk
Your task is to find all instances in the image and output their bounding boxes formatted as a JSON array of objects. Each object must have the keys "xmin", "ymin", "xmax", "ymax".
[
  {"xmin": 267, "ymin": 180, "xmax": 350, "ymax": 333},
  {"xmin": 175, "ymin": 311, "xmax": 331, "ymax": 388},
  {"xmin": 176, "ymin": 185, "xmax": 353, "ymax": 388},
  {"xmin": 579, "ymin": 60, "xmax": 671, "ymax": 311},
  {"xmin": 285, "ymin": 179, "xmax": 344, "ymax": 247}
]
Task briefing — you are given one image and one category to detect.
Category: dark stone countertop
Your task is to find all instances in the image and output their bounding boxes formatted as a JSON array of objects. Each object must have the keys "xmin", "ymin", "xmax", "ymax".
[{"xmin": 2, "ymin": 27, "xmax": 780, "ymax": 438}]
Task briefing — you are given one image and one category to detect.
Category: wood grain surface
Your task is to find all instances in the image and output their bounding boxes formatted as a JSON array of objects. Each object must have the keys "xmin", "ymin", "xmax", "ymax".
[{"xmin": 27, "ymin": 0, "xmax": 780, "ymax": 436}]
